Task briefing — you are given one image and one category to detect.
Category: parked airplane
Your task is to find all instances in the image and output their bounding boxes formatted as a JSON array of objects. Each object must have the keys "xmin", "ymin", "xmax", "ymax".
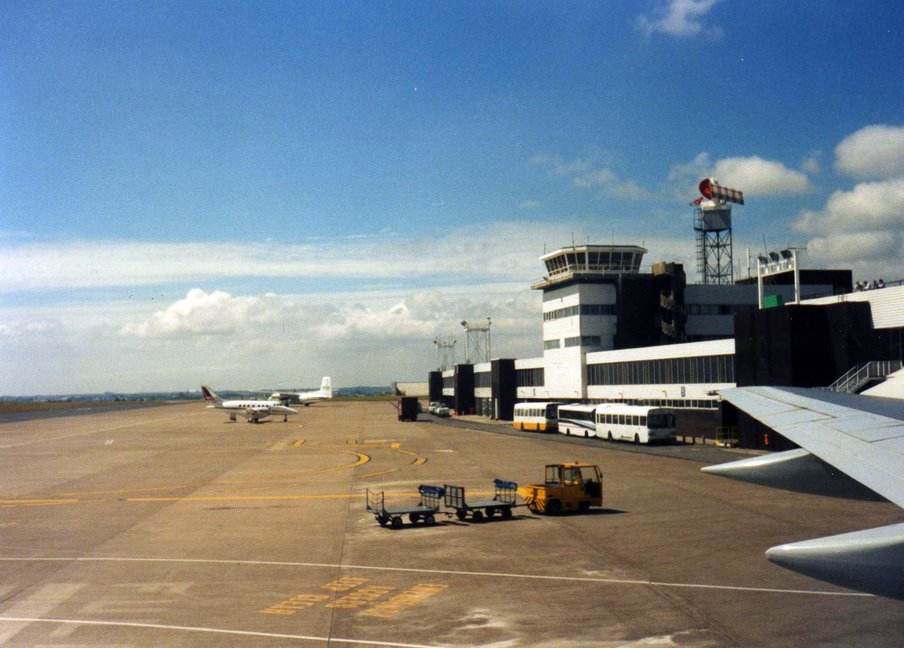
[
  {"xmin": 702, "ymin": 384, "xmax": 904, "ymax": 599},
  {"xmin": 201, "ymin": 386, "xmax": 298, "ymax": 423},
  {"xmin": 269, "ymin": 376, "xmax": 333, "ymax": 406}
]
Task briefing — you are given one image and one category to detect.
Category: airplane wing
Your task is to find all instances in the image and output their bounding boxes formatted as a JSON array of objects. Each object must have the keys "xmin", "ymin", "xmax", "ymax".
[{"xmin": 703, "ymin": 386, "xmax": 904, "ymax": 599}]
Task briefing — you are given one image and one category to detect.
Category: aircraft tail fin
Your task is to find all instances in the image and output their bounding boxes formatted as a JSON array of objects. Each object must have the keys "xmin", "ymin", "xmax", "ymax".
[
  {"xmin": 320, "ymin": 376, "xmax": 333, "ymax": 398},
  {"xmin": 201, "ymin": 386, "xmax": 221, "ymax": 404}
]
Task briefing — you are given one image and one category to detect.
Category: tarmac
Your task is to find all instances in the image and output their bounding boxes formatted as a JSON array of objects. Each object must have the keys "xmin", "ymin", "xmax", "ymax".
[{"xmin": 0, "ymin": 400, "xmax": 901, "ymax": 647}]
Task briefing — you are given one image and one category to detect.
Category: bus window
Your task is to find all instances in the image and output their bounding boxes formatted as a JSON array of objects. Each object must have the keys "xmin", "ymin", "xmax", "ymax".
[
  {"xmin": 640, "ymin": 416, "xmax": 646, "ymax": 426},
  {"xmin": 648, "ymin": 413, "xmax": 671, "ymax": 428},
  {"xmin": 618, "ymin": 415, "xmax": 625, "ymax": 425}
]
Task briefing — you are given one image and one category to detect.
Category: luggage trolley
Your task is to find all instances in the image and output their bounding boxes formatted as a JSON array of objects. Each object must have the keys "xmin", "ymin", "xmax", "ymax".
[
  {"xmin": 444, "ymin": 479, "xmax": 517, "ymax": 523},
  {"xmin": 365, "ymin": 485, "xmax": 445, "ymax": 529}
]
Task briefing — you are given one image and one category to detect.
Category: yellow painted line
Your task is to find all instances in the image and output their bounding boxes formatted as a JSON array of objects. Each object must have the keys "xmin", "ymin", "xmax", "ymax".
[
  {"xmin": 412, "ymin": 458, "xmax": 427, "ymax": 465},
  {"xmin": 397, "ymin": 449, "xmax": 418, "ymax": 457},
  {"xmin": 0, "ymin": 499, "xmax": 80, "ymax": 508},
  {"xmin": 127, "ymin": 494, "xmax": 358, "ymax": 502},
  {"xmin": 58, "ymin": 484, "xmax": 194, "ymax": 497},
  {"xmin": 293, "ymin": 439, "xmax": 305, "ymax": 447},
  {"xmin": 128, "ymin": 489, "xmax": 427, "ymax": 503},
  {"xmin": 390, "ymin": 443, "xmax": 400, "ymax": 449},
  {"xmin": 0, "ymin": 521, "xmax": 18, "ymax": 527}
]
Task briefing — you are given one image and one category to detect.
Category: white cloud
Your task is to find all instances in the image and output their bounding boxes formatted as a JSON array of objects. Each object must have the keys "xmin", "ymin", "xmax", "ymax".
[
  {"xmin": 534, "ymin": 153, "xmax": 651, "ymax": 200},
  {"xmin": 792, "ymin": 178, "xmax": 904, "ymax": 279},
  {"xmin": 636, "ymin": 0, "xmax": 723, "ymax": 40},
  {"xmin": 794, "ymin": 178, "xmax": 904, "ymax": 234},
  {"xmin": 669, "ymin": 153, "xmax": 813, "ymax": 197},
  {"xmin": 120, "ymin": 289, "xmax": 291, "ymax": 338},
  {"xmin": 835, "ymin": 124, "xmax": 904, "ymax": 180},
  {"xmin": 1, "ymin": 225, "xmax": 552, "ymax": 295},
  {"xmin": 711, "ymin": 156, "xmax": 812, "ymax": 196}
]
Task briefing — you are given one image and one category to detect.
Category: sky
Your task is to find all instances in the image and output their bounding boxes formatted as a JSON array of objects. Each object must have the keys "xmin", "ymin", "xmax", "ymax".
[{"xmin": 2, "ymin": 0, "xmax": 904, "ymax": 396}]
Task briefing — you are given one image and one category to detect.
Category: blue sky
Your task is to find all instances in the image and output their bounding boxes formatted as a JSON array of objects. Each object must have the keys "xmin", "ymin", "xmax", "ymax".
[{"xmin": 2, "ymin": 1, "xmax": 904, "ymax": 395}]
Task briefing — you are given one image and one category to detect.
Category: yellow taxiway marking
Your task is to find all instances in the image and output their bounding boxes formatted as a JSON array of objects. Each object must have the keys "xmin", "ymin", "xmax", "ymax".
[
  {"xmin": 0, "ymin": 451, "xmax": 374, "ymax": 507},
  {"xmin": 0, "ymin": 521, "xmax": 18, "ymax": 527},
  {"xmin": 412, "ymin": 458, "xmax": 427, "ymax": 465},
  {"xmin": 0, "ymin": 499, "xmax": 80, "ymax": 508},
  {"xmin": 127, "ymin": 493, "xmax": 366, "ymax": 503},
  {"xmin": 293, "ymin": 439, "xmax": 306, "ymax": 447}
]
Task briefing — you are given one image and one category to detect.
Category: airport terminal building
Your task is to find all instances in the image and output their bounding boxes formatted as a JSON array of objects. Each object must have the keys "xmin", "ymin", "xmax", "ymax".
[{"xmin": 428, "ymin": 243, "xmax": 904, "ymax": 449}]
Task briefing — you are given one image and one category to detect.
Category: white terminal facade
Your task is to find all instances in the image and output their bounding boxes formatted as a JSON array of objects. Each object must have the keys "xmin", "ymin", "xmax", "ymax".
[
  {"xmin": 438, "ymin": 241, "xmax": 871, "ymax": 417},
  {"xmin": 510, "ymin": 243, "xmax": 832, "ymax": 409}
]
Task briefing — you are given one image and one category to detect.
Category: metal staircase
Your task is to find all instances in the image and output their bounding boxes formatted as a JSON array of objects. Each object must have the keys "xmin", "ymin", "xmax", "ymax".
[{"xmin": 826, "ymin": 360, "xmax": 903, "ymax": 394}]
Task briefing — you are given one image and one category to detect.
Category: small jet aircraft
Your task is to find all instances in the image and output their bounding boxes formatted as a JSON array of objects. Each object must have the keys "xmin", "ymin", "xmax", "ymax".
[
  {"xmin": 201, "ymin": 386, "xmax": 298, "ymax": 424},
  {"xmin": 268, "ymin": 376, "xmax": 333, "ymax": 406}
]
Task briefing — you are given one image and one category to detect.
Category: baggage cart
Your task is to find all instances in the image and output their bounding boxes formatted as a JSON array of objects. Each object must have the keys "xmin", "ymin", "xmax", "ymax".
[
  {"xmin": 443, "ymin": 479, "xmax": 517, "ymax": 522},
  {"xmin": 365, "ymin": 485, "xmax": 444, "ymax": 529}
]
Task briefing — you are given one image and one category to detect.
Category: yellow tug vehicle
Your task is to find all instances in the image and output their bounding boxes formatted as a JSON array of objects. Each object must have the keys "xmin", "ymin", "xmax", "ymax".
[{"xmin": 521, "ymin": 463, "xmax": 603, "ymax": 515}]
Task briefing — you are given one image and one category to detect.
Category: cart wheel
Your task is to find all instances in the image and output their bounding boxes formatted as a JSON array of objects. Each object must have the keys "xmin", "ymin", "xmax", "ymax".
[
  {"xmin": 501, "ymin": 507, "xmax": 513, "ymax": 519},
  {"xmin": 456, "ymin": 510, "xmax": 468, "ymax": 521},
  {"xmin": 546, "ymin": 499, "xmax": 562, "ymax": 516},
  {"xmin": 424, "ymin": 514, "xmax": 436, "ymax": 526},
  {"xmin": 409, "ymin": 514, "xmax": 420, "ymax": 525},
  {"xmin": 471, "ymin": 510, "xmax": 484, "ymax": 523},
  {"xmin": 378, "ymin": 515, "xmax": 389, "ymax": 527},
  {"xmin": 579, "ymin": 501, "xmax": 590, "ymax": 514},
  {"xmin": 485, "ymin": 507, "xmax": 496, "ymax": 518},
  {"xmin": 391, "ymin": 516, "xmax": 403, "ymax": 529}
]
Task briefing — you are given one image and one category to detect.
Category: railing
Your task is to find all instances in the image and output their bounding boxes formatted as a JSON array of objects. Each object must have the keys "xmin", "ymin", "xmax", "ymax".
[{"xmin": 826, "ymin": 360, "xmax": 903, "ymax": 394}]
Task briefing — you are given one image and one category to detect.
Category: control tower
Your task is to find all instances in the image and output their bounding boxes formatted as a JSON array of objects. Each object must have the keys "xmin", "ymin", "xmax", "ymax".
[{"xmin": 532, "ymin": 244, "xmax": 647, "ymax": 399}]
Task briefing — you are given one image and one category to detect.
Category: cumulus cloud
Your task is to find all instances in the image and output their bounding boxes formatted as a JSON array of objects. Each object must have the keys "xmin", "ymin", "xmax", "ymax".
[
  {"xmin": 668, "ymin": 152, "xmax": 813, "ymax": 197},
  {"xmin": 794, "ymin": 178, "xmax": 904, "ymax": 235},
  {"xmin": 835, "ymin": 124, "xmax": 904, "ymax": 180},
  {"xmin": 711, "ymin": 156, "xmax": 812, "ymax": 195},
  {"xmin": 120, "ymin": 289, "xmax": 292, "ymax": 338},
  {"xmin": 636, "ymin": 0, "xmax": 723, "ymax": 40},
  {"xmin": 792, "ymin": 127, "xmax": 904, "ymax": 277}
]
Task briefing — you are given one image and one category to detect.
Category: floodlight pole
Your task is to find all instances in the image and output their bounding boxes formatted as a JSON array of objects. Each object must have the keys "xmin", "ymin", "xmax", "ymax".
[{"xmin": 756, "ymin": 249, "xmax": 799, "ymax": 309}]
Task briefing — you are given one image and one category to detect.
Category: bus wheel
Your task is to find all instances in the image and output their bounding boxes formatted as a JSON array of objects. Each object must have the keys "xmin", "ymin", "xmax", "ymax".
[
  {"xmin": 607, "ymin": 432, "xmax": 613, "ymax": 441},
  {"xmin": 634, "ymin": 433, "xmax": 640, "ymax": 445}
]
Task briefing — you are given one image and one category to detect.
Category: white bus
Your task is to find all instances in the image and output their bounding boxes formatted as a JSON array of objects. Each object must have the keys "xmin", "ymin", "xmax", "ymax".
[
  {"xmin": 513, "ymin": 402, "xmax": 559, "ymax": 432},
  {"xmin": 557, "ymin": 403, "xmax": 598, "ymax": 438},
  {"xmin": 595, "ymin": 404, "xmax": 677, "ymax": 444}
]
